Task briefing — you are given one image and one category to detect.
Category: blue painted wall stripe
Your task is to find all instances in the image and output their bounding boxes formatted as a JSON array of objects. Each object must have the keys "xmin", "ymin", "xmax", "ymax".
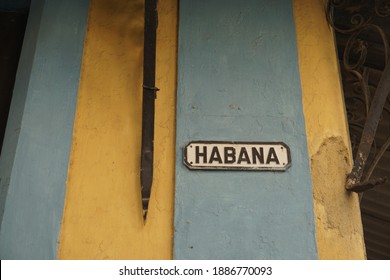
[
  {"xmin": 0, "ymin": 0, "xmax": 43, "ymax": 231},
  {"xmin": 174, "ymin": 0, "xmax": 318, "ymax": 259},
  {"xmin": 0, "ymin": 0, "xmax": 89, "ymax": 259}
]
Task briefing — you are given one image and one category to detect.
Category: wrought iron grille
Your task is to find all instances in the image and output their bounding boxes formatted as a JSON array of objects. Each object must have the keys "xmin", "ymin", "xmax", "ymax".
[
  {"xmin": 326, "ymin": 0, "xmax": 390, "ymax": 193},
  {"xmin": 326, "ymin": 0, "xmax": 390, "ymax": 260}
]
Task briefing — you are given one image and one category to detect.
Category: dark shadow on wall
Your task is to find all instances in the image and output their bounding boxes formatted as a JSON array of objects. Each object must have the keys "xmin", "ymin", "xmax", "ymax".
[{"xmin": 0, "ymin": 9, "xmax": 28, "ymax": 156}]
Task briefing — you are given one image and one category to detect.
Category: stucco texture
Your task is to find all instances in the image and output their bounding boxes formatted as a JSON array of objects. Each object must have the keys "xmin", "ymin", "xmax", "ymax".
[
  {"xmin": 57, "ymin": 0, "xmax": 177, "ymax": 259},
  {"xmin": 56, "ymin": 0, "xmax": 366, "ymax": 260},
  {"xmin": 0, "ymin": 0, "xmax": 89, "ymax": 259},
  {"xmin": 174, "ymin": 0, "xmax": 317, "ymax": 259},
  {"xmin": 294, "ymin": 0, "xmax": 366, "ymax": 259}
]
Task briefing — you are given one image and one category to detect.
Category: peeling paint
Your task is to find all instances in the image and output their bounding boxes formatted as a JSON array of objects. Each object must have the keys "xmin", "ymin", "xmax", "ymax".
[
  {"xmin": 295, "ymin": 0, "xmax": 366, "ymax": 259},
  {"xmin": 311, "ymin": 137, "xmax": 365, "ymax": 258}
]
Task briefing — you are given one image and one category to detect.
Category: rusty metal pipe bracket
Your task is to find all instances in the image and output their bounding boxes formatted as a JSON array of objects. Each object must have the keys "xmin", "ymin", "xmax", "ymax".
[
  {"xmin": 345, "ymin": 60, "xmax": 390, "ymax": 191},
  {"xmin": 326, "ymin": 1, "xmax": 390, "ymax": 193},
  {"xmin": 346, "ymin": 177, "xmax": 388, "ymax": 193}
]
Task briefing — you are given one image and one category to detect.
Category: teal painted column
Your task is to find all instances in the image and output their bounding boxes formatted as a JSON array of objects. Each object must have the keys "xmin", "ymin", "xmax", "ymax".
[
  {"xmin": 174, "ymin": 0, "xmax": 318, "ymax": 259},
  {"xmin": 0, "ymin": 0, "xmax": 89, "ymax": 259}
]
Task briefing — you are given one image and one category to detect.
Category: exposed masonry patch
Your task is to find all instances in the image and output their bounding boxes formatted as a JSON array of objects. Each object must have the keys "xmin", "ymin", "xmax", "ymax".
[{"xmin": 310, "ymin": 136, "xmax": 365, "ymax": 258}]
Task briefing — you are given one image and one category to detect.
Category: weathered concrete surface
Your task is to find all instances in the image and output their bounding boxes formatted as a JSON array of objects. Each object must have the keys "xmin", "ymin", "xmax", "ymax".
[
  {"xmin": 57, "ymin": 0, "xmax": 177, "ymax": 259},
  {"xmin": 0, "ymin": 0, "xmax": 89, "ymax": 259},
  {"xmin": 294, "ymin": 0, "xmax": 366, "ymax": 259},
  {"xmin": 174, "ymin": 0, "xmax": 317, "ymax": 260}
]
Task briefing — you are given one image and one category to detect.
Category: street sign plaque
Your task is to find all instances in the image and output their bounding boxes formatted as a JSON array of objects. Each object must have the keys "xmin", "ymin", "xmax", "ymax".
[{"xmin": 184, "ymin": 141, "xmax": 291, "ymax": 171}]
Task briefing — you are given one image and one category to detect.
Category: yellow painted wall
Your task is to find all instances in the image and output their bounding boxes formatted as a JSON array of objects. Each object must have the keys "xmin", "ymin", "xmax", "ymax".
[
  {"xmin": 294, "ymin": 0, "xmax": 366, "ymax": 259},
  {"xmin": 57, "ymin": 0, "xmax": 177, "ymax": 259},
  {"xmin": 57, "ymin": 0, "xmax": 366, "ymax": 260}
]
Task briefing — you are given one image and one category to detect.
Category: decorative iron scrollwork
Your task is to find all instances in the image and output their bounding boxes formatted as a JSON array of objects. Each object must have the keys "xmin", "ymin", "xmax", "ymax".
[{"xmin": 326, "ymin": 0, "xmax": 390, "ymax": 193}]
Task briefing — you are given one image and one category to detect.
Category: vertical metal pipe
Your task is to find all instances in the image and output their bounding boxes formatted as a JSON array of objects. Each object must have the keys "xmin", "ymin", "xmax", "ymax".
[{"xmin": 141, "ymin": 0, "xmax": 158, "ymax": 222}]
